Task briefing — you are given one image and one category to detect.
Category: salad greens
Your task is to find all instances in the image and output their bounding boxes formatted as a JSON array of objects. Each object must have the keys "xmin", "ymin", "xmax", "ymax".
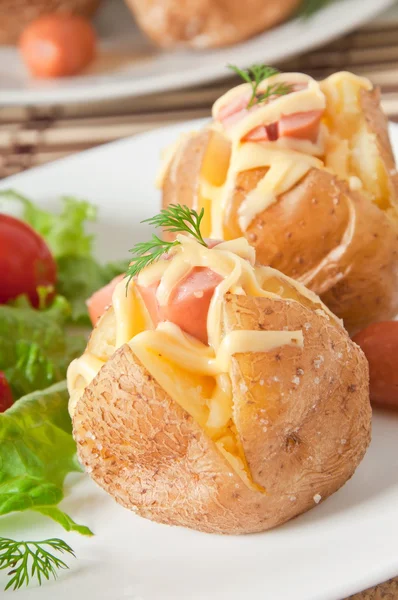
[
  {"xmin": 0, "ymin": 381, "xmax": 92, "ymax": 535},
  {"xmin": 0, "ymin": 297, "xmax": 85, "ymax": 399},
  {"xmin": 0, "ymin": 190, "xmax": 96, "ymax": 259},
  {"xmin": 0, "ymin": 190, "xmax": 125, "ymax": 325},
  {"xmin": 0, "ymin": 190, "xmax": 125, "ymax": 589}
]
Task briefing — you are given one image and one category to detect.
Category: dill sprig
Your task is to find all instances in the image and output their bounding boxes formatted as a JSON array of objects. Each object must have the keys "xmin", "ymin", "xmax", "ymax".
[
  {"xmin": 143, "ymin": 204, "xmax": 207, "ymax": 246},
  {"xmin": 0, "ymin": 537, "xmax": 75, "ymax": 591},
  {"xmin": 127, "ymin": 235, "xmax": 181, "ymax": 281},
  {"xmin": 228, "ymin": 64, "xmax": 292, "ymax": 108},
  {"xmin": 126, "ymin": 204, "xmax": 207, "ymax": 281}
]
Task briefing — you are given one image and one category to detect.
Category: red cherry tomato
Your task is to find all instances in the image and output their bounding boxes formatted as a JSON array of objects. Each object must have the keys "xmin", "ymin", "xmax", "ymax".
[
  {"xmin": 0, "ymin": 214, "xmax": 57, "ymax": 307},
  {"xmin": 19, "ymin": 14, "xmax": 96, "ymax": 78},
  {"xmin": 353, "ymin": 321, "xmax": 398, "ymax": 410},
  {"xmin": 0, "ymin": 372, "xmax": 13, "ymax": 413}
]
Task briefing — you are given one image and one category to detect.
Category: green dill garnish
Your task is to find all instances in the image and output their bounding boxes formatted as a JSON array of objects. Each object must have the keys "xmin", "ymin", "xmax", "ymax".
[
  {"xmin": 228, "ymin": 64, "xmax": 292, "ymax": 108},
  {"xmin": 126, "ymin": 204, "xmax": 207, "ymax": 282},
  {"xmin": 0, "ymin": 537, "xmax": 75, "ymax": 591}
]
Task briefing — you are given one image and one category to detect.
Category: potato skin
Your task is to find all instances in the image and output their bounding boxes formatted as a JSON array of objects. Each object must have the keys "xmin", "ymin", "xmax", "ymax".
[
  {"xmin": 239, "ymin": 169, "xmax": 398, "ymax": 335},
  {"xmin": 73, "ymin": 294, "xmax": 371, "ymax": 534},
  {"xmin": 162, "ymin": 90, "xmax": 398, "ymax": 335},
  {"xmin": 124, "ymin": 0, "xmax": 301, "ymax": 49},
  {"xmin": 224, "ymin": 295, "xmax": 371, "ymax": 497}
]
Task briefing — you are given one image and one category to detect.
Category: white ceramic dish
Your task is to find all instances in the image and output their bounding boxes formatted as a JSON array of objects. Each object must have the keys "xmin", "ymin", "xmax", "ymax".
[
  {"xmin": 0, "ymin": 0, "xmax": 396, "ymax": 106},
  {"xmin": 0, "ymin": 120, "xmax": 397, "ymax": 600}
]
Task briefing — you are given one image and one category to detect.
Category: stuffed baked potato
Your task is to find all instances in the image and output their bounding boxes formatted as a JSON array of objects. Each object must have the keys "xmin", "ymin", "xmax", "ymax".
[
  {"xmin": 68, "ymin": 219, "xmax": 371, "ymax": 535},
  {"xmin": 160, "ymin": 70, "xmax": 398, "ymax": 335}
]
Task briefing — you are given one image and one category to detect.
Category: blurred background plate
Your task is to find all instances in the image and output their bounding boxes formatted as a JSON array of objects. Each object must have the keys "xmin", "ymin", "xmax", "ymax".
[{"xmin": 0, "ymin": 0, "xmax": 396, "ymax": 106}]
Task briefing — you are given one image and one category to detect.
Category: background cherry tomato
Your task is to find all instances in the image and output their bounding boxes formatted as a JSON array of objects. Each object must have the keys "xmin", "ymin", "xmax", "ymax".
[
  {"xmin": 0, "ymin": 214, "xmax": 57, "ymax": 307},
  {"xmin": 19, "ymin": 13, "xmax": 97, "ymax": 78},
  {"xmin": 0, "ymin": 372, "xmax": 13, "ymax": 412},
  {"xmin": 353, "ymin": 321, "xmax": 398, "ymax": 410}
]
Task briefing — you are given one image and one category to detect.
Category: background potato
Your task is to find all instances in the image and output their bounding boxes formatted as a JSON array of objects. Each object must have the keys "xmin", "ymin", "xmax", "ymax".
[
  {"xmin": 162, "ymin": 89, "xmax": 398, "ymax": 335},
  {"xmin": 124, "ymin": 0, "xmax": 301, "ymax": 49},
  {"xmin": 73, "ymin": 292, "xmax": 371, "ymax": 534}
]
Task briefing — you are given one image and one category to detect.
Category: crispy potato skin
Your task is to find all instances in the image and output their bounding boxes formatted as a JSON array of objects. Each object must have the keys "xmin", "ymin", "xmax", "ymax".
[
  {"xmin": 73, "ymin": 294, "xmax": 371, "ymax": 534},
  {"xmin": 163, "ymin": 130, "xmax": 211, "ymax": 240},
  {"xmin": 224, "ymin": 295, "xmax": 371, "ymax": 497},
  {"xmin": 162, "ymin": 90, "xmax": 398, "ymax": 335},
  {"xmin": 124, "ymin": 0, "xmax": 301, "ymax": 49}
]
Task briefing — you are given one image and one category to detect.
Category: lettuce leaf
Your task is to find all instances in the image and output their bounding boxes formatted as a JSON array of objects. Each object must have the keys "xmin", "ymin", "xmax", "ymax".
[
  {"xmin": 0, "ymin": 381, "xmax": 92, "ymax": 535},
  {"xmin": 0, "ymin": 296, "xmax": 86, "ymax": 399},
  {"xmin": 0, "ymin": 190, "xmax": 96, "ymax": 259}
]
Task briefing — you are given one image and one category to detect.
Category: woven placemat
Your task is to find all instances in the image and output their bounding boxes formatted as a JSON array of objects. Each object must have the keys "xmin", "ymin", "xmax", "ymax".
[
  {"xmin": 347, "ymin": 578, "xmax": 398, "ymax": 600},
  {"xmin": 1, "ymin": 19, "xmax": 398, "ymax": 178},
  {"xmin": 0, "ymin": 16, "xmax": 397, "ymax": 600}
]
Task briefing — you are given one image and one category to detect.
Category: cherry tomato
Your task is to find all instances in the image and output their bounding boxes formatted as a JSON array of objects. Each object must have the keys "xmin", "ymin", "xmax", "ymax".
[
  {"xmin": 0, "ymin": 214, "xmax": 57, "ymax": 307},
  {"xmin": 19, "ymin": 14, "xmax": 96, "ymax": 78},
  {"xmin": 353, "ymin": 321, "xmax": 398, "ymax": 410},
  {"xmin": 0, "ymin": 372, "xmax": 13, "ymax": 413}
]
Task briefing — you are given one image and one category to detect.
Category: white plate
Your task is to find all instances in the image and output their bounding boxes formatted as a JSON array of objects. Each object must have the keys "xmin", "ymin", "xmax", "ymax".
[
  {"xmin": 0, "ymin": 121, "xmax": 398, "ymax": 600},
  {"xmin": 0, "ymin": 0, "xmax": 396, "ymax": 106}
]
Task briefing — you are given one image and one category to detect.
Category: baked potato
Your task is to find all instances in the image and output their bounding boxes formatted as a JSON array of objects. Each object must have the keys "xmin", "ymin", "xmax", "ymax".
[
  {"xmin": 0, "ymin": 0, "xmax": 101, "ymax": 45},
  {"xmin": 160, "ymin": 70, "xmax": 398, "ymax": 335},
  {"xmin": 123, "ymin": 0, "xmax": 301, "ymax": 49},
  {"xmin": 68, "ymin": 227, "xmax": 371, "ymax": 535}
]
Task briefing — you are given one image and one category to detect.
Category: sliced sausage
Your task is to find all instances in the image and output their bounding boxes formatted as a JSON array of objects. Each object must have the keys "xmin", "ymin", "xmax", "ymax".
[
  {"xmin": 87, "ymin": 274, "xmax": 124, "ymax": 326},
  {"xmin": 137, "ymin": 267, "xmax": 222, "ymax": 344},
  {"xmin": 278, "ymin": 110, "xmax": 323, "ymax": 142}
]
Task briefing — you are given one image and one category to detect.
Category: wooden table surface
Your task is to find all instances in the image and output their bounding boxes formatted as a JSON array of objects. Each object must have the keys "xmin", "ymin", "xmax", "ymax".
[{"xmin": 0, "ymin": 12, "xmax": 397, "ymax": 600}]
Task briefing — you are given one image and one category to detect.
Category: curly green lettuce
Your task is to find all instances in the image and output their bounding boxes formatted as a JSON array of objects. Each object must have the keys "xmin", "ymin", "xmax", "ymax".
[
  {"xmin": 0, "ymin": 296, "xmax": 86, "ymax": 399},
  {"xmin": 0, "ymin": 190, "xmax": 125, "ymax": 542},
  {"xmin": 0, "ymin": 189, "xmax": 96, "ymax": 259},
  {"xmin": 0, "ymin": 381, "xmax": 92, "ymax": 536}
]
